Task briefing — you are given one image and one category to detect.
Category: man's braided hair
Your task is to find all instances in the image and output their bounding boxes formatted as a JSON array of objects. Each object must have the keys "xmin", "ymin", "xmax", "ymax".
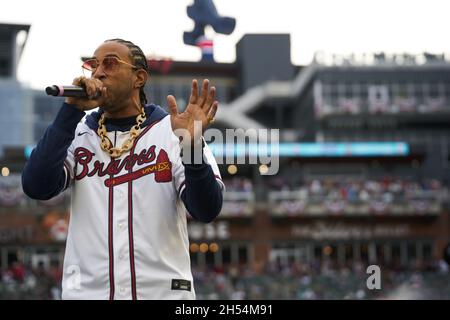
[{"xmin": 105, "ymin": 38, "xmax": 150, "ymax": 106}]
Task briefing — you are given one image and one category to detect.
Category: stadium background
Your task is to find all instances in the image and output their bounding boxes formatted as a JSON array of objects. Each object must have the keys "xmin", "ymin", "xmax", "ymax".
[{"xmin": 0, "ymin": 16, "xmax": 449, "ymax": 299}]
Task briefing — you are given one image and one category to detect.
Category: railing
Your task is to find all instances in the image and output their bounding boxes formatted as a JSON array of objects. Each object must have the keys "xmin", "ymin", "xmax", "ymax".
[
  {"xmin": 313, "ymin": 51, "xmax": 450, "ymax": 67},
  {"xmin": 315, "ymin": 98, "xmax": 450, "ymax": 119},
  {"xmin": 268, "ymin": 188, "xmax": 446, "ymax": 217},
  {"xmin": 2, "ymin": 175, "xmax": 447, "ymax": 218}
]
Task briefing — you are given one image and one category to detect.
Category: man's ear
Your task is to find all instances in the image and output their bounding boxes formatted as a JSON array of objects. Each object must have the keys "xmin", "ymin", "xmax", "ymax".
[{"xmin": 135, "ymin": 69, "xmax": 148, "ymax": 89}]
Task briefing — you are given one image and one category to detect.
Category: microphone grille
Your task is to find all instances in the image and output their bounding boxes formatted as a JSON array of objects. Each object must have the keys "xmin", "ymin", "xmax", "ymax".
[{"xmin": 45, "ymin": 85, "xmax": 59, "ymax": 96}]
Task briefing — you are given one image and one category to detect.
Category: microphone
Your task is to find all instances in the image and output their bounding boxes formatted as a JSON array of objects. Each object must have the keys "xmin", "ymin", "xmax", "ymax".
[
  {"xmin": 46, "ymin": 85, "xmax": 87, "ymax": 97},
  {"xmin": 45, "ymin": 85, "xmax": 100, "ymax": 98}
]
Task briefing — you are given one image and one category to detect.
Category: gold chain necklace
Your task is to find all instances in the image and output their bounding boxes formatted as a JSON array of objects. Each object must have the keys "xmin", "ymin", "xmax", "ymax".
[{"xmin": 97, "ymin": 108, "xmax": 146, "ymax": 158}]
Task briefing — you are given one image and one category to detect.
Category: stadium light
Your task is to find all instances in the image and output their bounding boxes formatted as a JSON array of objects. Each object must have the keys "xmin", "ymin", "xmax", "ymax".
[
  {"xmin": 1, "ymin": 167, "xmax": 10, "ymax": 177},
  {"xmin": 259, "ymin": 165, "xmax": 269, "ymax": 175},
  {"xmin": 323, "ymin": 246, "xmax": 333, "ymax": 256},
  {"xmin": 199, "ymin": 243, "xmax": 209, "ymax": 253},
  {"xmin": 209, "ymin": 243, "xmax": 219, "ymax": 253},
  {"xmin": 190, "ymin": 243, "xmax": 199, "ymax": 253},
  {"xmin": 227, "ymin": 165, "xmax": 237, "ymax": 175}
]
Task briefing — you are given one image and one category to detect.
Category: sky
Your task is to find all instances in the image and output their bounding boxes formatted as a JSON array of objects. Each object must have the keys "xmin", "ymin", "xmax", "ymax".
[{"xmin": 1, "ymin": 0, "xmax": 450, "ymax": 89}]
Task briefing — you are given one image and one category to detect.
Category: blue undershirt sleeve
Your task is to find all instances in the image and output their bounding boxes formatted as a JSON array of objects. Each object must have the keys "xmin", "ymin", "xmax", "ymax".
[
  {"xmin": 22, "ymin": 103, "xmax": 85, "ymax": 200},
  {"xmin": 180, "ymin": 161, "xmax": 223, "ymax": 223}
]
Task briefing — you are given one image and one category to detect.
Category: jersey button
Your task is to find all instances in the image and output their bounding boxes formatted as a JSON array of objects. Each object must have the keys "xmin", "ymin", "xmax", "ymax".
[
  {"xmin": 119, "ymin": 287, "xmax": 125, "ymax": 294},
  {"xmin": 118, "ymin": 222, "xmax": 124, "ymax": 229}
]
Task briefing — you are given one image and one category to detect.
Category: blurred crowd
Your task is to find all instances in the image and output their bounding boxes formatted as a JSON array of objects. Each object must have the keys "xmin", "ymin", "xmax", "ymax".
[
  {"xmin": 193, "ymin": 259, "xmax": 450, "ymax": 300},
  {"xmin": 268, "ymin": 176, "xmax": 446, "ymax": 203},
  {"xmin": 1, "ymin": 174, "xmax": 447, "ymax": 208},
  {"xmin": 0, "ymin": 261, "xmax": 62, "ymax": 300},
  {"xmin": 320, "ymin": 95, "xmax": 448, "ymax": 116},
  {"xmin": 0, "ymin": 174, "xmax": 69, "ymax": 208},
  {"xmin": 1, "ymin": 176, "xmax": 449, "ymax": 299},
  {"xmin": 1, "ymin": 259, "xmax": 449, "ymax": 299},
  {"xmin": 223, "ymin": 177, "xmax": 253, "ymax": 193}
]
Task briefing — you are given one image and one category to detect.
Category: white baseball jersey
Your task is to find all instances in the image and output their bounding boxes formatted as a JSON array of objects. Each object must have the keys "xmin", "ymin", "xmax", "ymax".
[{"xmin": 60, "ymin": 114, "xmax": 223, "ymax": 300}]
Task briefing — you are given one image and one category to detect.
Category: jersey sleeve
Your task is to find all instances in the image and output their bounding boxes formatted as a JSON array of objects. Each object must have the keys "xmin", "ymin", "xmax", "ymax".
[{"xmin": 170, "ymin": 134, "xmax": 187, "ymax": 197}]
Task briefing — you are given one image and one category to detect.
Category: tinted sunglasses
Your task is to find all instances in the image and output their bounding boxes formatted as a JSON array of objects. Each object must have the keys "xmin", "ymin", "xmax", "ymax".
[{"xmin": 82, "ymin": 56, "xmax": 138, "ymax": 75}]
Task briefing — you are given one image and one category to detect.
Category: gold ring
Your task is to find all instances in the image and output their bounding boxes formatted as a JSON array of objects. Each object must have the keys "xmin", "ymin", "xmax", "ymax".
[{"xmin": 208, "ymin": 117, "xmax": 215, "ymax": 124}]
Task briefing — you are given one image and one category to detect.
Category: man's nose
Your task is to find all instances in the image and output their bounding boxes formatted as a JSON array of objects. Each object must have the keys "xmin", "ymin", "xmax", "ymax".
[{"xmin": 92, "ymin": 64, "xmax": 106, "ymax": 79}]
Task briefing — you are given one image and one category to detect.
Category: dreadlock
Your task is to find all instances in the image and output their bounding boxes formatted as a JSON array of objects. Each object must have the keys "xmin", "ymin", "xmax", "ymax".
[{"xmin": 105, "ymin": 38, "xmax": 150, "ymax": 106}]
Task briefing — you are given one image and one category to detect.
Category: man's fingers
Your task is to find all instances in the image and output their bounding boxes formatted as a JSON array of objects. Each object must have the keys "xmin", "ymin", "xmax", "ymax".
[
  {"xmin": 98, "ymin": 87, "xmax": 108, "ymax": 102},
  {"xmin": 203, "ymin": 86, "xmax": 216, "ymax": 113},
  {"xmin": 85, "ymin": 82, "xmax": 95, "ymax": 98},
  {"xmin": 90, "ymin": 79, "xmax": 103, "ymax": 98},
  {"xmin": 189, "ymin": 79, "xmax": 198, "ymax": 104},
  {"xmin": 166, "ymin": 95, "xmax": 179, "ymax": 116},
  {"xmin": 72, "ymin": 76, "xmax": 86, "ymax": 87},
  {"xmin": 88, "ymin": 83, "xmax": 99, "ymax": 99},
  {"xmin": 198, "ymin": 79, "xmax": 210, "ymax": 107},
  {"xmin": 87, "ymin": 87, "xmax": 107, "ymax": 105},
  {"xmin": 66, "ymin": 77, "xmax": 107, "ymax": 109},
  {"xmin": 207, "ymin": 101, "xmax": 218, "ymax": 122},
  {"xmin": 72, "ymin": 77, "xmax": 103, "ymax": 99}
]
